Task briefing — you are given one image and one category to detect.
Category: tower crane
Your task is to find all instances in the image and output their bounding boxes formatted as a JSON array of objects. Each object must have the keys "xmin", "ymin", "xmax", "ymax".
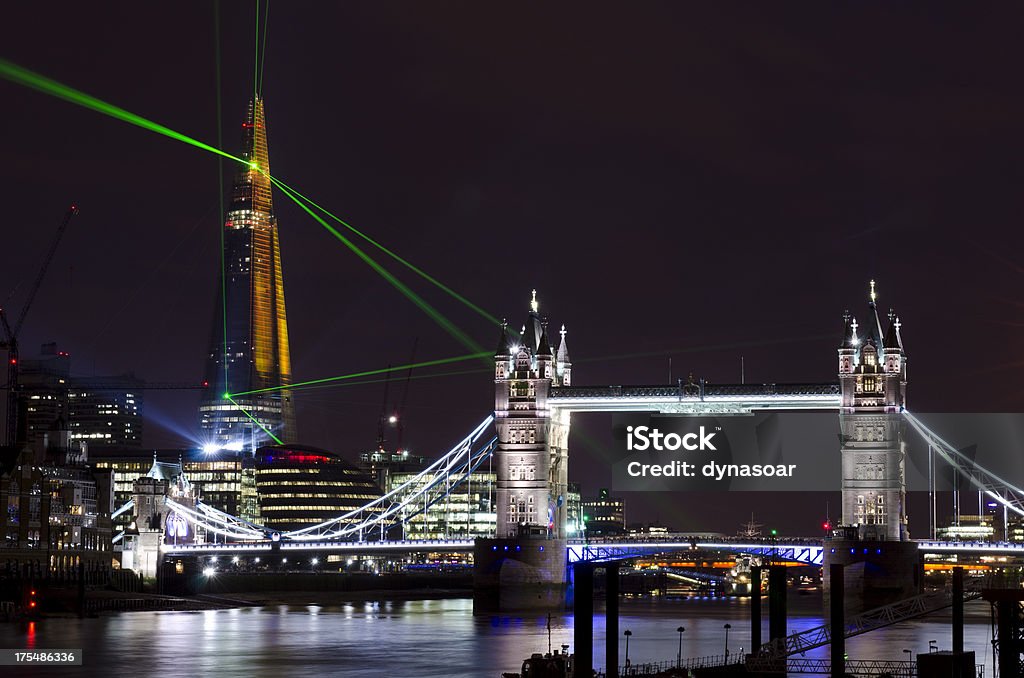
[{"xmin": 1, "ymin": 205, "xmax": 78, "ymax": 448}]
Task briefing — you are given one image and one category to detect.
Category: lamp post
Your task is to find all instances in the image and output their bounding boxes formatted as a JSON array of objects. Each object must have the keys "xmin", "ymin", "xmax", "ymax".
[
  {"xmin": 724, "ymin": 623, "xmax": 732, "ymax": 660},
  {"xmin": 676, "ymin": 626, "xmax": 685, "ymax": 667},
  {"xmin": 624, "ymin": 629, "xmax": 632, "ymax": 670},
  {"xmin": 929, "ymin": 640, "xmax": 938, "ymax": 653}
]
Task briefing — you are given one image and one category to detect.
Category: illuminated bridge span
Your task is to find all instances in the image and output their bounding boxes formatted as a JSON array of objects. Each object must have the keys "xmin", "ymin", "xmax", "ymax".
[
  {"xmin": 159, "ymin": 537, "xmax": 825, "ymax": 563},
  {"xmin": 548, "ymin": 383, "xmax": 841, "ymax": 413},
  {"xmin": 158, "ymin": 536, "xmax": 1024, "ymax": 563},
  {"xmin": 162, "ymin": 416, "xmax": 496, "ymax": 543},
  {"xmin": 567, "ymin": 541, "xmax": 825, "ymax": 566},
  {"xmin": 121, "ymin": 408, "xmax": 1024, "ymax": 555}
]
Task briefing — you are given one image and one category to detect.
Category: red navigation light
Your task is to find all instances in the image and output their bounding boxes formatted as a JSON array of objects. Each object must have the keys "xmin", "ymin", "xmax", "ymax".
[
  {"xmin": 202, "ymin": 380, "xmax": 209, "ymax": 388},
  {"xmin": 823, "ymin": 522, "xmax": 831, "ymax": 531},
  {"xmin": 9, "ymin": 358, "xmax": 16, "ymax": 365},
  {"xmin": 30, "ymin": 590, "xmax": 36, "ymax": 596},
  {"xmin": 29, "ymin": 601, "xmax": 36, "ymax": 608}
]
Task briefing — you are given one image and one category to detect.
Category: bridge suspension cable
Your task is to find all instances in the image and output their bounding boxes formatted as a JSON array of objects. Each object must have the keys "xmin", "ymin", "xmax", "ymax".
[
  {"xmin": 902, "ymin": 410, "xmax": 1024, "ymax": 519},
  {"xmin": 165, "ymin": 498, "xmax": 265, "ymax": 541},
  {"xmin": 280, "ymin": 415, "xmax": 496, "ymax": 540}
]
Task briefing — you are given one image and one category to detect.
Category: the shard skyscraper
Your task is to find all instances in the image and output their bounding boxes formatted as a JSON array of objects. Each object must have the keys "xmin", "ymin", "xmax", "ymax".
[{"xmin": 200, "ymin": 97, "xmax": 297, "ymax": 451}]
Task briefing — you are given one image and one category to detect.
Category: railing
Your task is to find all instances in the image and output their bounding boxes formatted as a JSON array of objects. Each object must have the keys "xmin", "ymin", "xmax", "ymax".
[
  {"xmin": 83, "ymin": 596, "xmax": 233, "ymax": 613},
  {"xmin": 758, "ymin": 580, "xmax": 983, "ymax": 659},
  {"xmin": 601, "ymin": 654, "xmax": 741, "ymax": 676},
  {"xmin": 610, "ymin": 656, "xmax": 989, "ymax": 677}
]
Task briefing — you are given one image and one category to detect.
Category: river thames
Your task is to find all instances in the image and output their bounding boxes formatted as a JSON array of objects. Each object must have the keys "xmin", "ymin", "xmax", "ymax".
[{"xmin": 0, "ymin": 595, "xmax": 995, "ymax": 676}]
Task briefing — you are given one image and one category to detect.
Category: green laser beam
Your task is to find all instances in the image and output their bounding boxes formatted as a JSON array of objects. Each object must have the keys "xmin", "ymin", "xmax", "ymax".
[
  {"xmin": 228, "ymin": 351, "xmax": 490, "ymax": 397},
  {"xmin": 0, "ymin": 58, "xmax": 495, "ymax": 365},
  {"xmin": 0, "ymin": 59, "xmax": 245, "ymax": 166},
  {"xmin": 270, "ymin": 176, "xmax": 487, "ymax": 358},
  {"xmin": 271, "ymin": 176, "xmax": 500, "ymax": 326},
  {"xmin": 226, "ymin": 395, "xmax": 283, "ymax": 445},
  {"xmin": 259, "ymin": 0, "xmax": 271, "ymax": 97},
  {"xmin": 276, "ymin": 366, "xmax": 489, "ymax": 396},
  {"xmin": 253, "ymin": 0, "xmax": 259, "ymax": 105},
  {"xmin": 214, "ymin": 1, "xmax": 229, "ymax": 392}
]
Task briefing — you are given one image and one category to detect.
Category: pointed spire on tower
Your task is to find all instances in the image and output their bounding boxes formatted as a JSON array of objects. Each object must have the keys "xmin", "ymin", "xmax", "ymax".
[
  {"xmin": 557, "ymin": 324, "xmax": 570, "ymax": 363},
  {"xmin": 841, "ymin": 310, "xmax": 858, "ymax": 348},
  {"xmin": 495, "ymin": 319, "xmax": 510, "ymax": 357},
  {"xmin": 865, "ymin": 280, "xmax": 884, "ymax": 349},
  {"xmin": 884, "ymin": 309, "xmax": 903, "ymax": 350},
  {"xmin": 522, "ymin": 290, "xmax": 544, "ymax": 351},
  {"xmin": 538, "ymin": 324, "xmax": 552, "ymax": 356}
]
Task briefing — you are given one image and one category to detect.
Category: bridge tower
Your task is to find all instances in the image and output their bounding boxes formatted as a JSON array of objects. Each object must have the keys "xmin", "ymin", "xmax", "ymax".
[
  {"xmin": 838, "ymin": 279, "xmax": 908, "ymax": 541},
  {"xmin": 124, "ymin": 458, "xmax": 195, "ymax": 584},
  {"xmin": 474, "ymin": 291, "xmax": 569, "ymax": 611},
  {"xmin": 826, "ymin": 281, "xmax": 919, "ymax": 611}
]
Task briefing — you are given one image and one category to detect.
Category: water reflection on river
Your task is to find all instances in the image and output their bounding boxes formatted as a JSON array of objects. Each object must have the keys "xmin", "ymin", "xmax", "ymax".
[{"xmin": 0, "ymin": 595, "xmax": 996, "ymax": 677}]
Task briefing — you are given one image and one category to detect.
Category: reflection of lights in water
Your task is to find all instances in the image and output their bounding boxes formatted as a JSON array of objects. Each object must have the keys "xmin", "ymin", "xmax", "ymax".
[{"xmin": 26, "ymin": 621, "xmax": 35, "ymax": 647}]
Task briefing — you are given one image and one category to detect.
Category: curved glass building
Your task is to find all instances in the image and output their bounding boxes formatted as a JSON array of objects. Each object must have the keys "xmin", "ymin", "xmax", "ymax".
[{"xmin": 253, "ymin": 444, "xmax": 383, "ymax": 533}]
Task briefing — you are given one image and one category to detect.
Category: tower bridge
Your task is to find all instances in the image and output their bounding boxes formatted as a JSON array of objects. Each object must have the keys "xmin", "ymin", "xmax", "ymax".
[
  {"xmin": 117, "ymin": 284, "xmax": 1024, "ymax": 613},
  {"xmin": 475, "ymin": 283, "xmax": 913, "ymax": 611}
]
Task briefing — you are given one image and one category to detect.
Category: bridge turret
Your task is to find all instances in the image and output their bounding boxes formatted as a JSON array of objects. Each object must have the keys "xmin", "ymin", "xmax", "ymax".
[
  {"xmin": 537, "ymin": 324, "xmax": 554, "ymax": 380},
  {"xmin": 495, "ymin": 320, "xmax": 511, "ymax": 380},
  {"xmin": 556, "ymin": 325, "xmax": 571, "ymax": 387},
  {"xmin": 882, "ymin": 310, "xmax": 907, "ymax": 411},
  {"xmin": 839, "ymin": 311, "xmax": 857, "ymax": 407}
]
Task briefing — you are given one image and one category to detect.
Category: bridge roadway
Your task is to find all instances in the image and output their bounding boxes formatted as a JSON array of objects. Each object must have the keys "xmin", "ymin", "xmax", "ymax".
[{"xmin": 160, "ymin": 536, "xmax": 1024, "ymax": 565}]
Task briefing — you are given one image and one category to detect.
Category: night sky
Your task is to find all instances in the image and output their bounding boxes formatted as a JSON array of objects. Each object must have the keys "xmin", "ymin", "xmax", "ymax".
[{"xmin": 3, "ymin": 4, "xmax": 1023, "ymax": 534}]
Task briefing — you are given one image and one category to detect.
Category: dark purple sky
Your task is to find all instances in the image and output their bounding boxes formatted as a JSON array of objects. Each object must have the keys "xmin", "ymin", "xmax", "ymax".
[{"xmin": 2, "ymin": 4, "xmax": 1023, "ymax": 534}]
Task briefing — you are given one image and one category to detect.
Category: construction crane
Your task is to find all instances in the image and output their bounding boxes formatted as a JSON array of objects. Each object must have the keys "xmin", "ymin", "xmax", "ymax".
[{"xmin": 0, "ymin": 205, "xmax": 79, "ymax": 448}]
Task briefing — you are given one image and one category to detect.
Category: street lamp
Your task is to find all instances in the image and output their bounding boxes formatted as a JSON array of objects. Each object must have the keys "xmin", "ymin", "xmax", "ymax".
[
  {"xmin": 724, "ymin": 623, "xmax": 732, "ymax": 660},
  {"xmin": 676, "ymin": 626, "xmax": 685, "ymax": 667},
  {"xmin": 929, "ymin": 640, "xmax": 938, "ymax": 653},
  {"xmin": 623, "ymin": 629, "xmax": 632, "ymax": 669},
  {"xmin": 902, "ymin": 649, "xmax": 913, "ymax": 662}
]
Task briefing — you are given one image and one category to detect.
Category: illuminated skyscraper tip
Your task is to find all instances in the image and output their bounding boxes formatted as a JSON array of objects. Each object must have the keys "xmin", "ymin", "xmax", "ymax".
[{"xmin": 200, "ymin": 96, "xmax": 296, "ymax": 451}]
